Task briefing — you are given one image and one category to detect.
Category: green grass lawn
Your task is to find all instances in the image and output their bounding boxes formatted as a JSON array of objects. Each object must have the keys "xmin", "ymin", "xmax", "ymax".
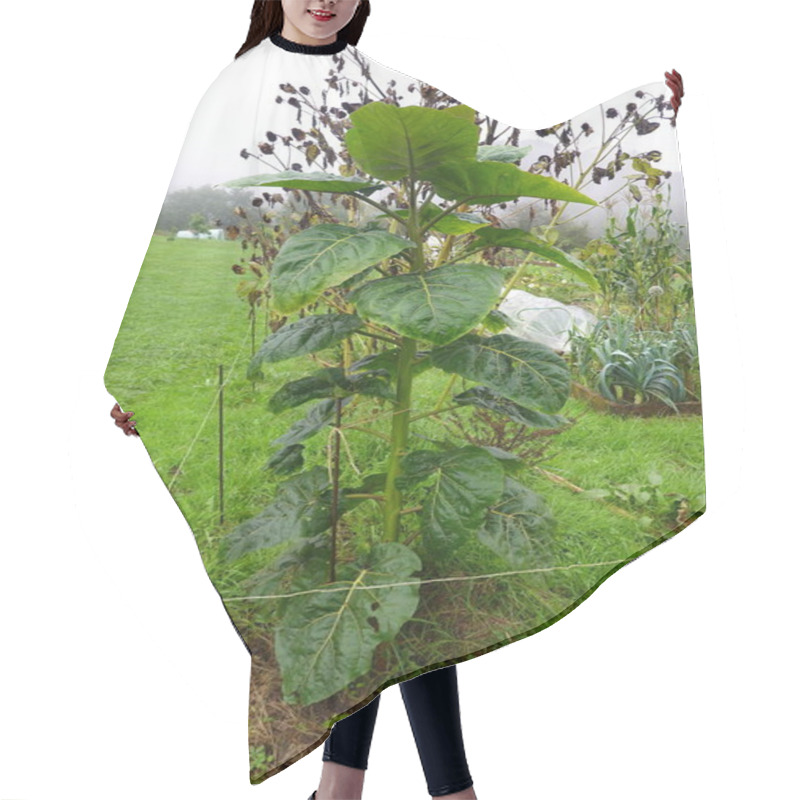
[{"xmin": 106, "ymin": 233, "xmax": 705, "ymax": 624}]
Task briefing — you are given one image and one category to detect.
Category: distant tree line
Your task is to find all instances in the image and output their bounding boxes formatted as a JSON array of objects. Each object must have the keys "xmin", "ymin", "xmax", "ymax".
[{"xmin": 155, "ymin": 185, "xmax": 261, "ymax": 233}]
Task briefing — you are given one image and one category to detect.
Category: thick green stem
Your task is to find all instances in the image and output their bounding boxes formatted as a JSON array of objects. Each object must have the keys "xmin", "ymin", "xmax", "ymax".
[{"xmin": 382, "ymin": 176, "xmax": 424, "ymax": 543}]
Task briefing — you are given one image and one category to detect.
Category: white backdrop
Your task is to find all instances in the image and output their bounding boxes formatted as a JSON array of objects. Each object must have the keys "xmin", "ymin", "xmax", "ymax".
[{"xmin": 1, "ymin": 1, "xmax": 797, "ymax": 798}]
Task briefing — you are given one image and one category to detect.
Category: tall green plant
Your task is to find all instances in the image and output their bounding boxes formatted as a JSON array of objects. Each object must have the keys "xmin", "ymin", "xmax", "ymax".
[
  {"xmin": 231, "ymin": 74, "xmax": 677, "ymax": 349},
  {"xmin": 578, "ymin": 187, "xmax": 691, "ymax": 328},
  {"xmin": 219, "ymin": 102, "xmax": 597, "ymax": 705}
]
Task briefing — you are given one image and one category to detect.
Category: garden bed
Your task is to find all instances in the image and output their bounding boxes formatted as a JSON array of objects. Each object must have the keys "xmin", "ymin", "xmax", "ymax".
[{"xmin": 571, "ymin": 381, "xmax": 702, "ymax": 418}]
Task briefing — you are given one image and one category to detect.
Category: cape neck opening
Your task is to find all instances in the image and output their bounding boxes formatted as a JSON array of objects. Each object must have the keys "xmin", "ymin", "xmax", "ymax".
[{"xmin": 269, "ymin": 30, "xmax": 349, "ymax": 55}]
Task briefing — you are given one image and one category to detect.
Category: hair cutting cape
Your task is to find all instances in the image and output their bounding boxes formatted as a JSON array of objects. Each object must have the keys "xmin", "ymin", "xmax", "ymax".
[{"xmin": 104, "ymin": 30, "xmax": 705, "ymax": 784}]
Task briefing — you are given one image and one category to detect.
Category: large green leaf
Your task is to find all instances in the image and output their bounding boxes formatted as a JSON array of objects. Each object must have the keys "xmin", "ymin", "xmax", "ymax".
[
  {"xmin": 269, "ymin": 370, "xmax": 344, "ymax": 413},
  {"xmin": 483, "ymin": 309, "xmax": 512, "ymax": 333},
  {"xmin": 468, "ymin": 227, "xmax": 600, "ymax": 290},
  {"xmin": 424, "ymin": 211, "xmax": 490, "ymax": 235},
  {"xmin": 382, "ymin": 206, "xmax": 490, "ymax": 235},
  {"xmin": 266, "ymin": 443, "xmax": 305, "ymax": 476},
  {"xmin": 399, "ymin": 446, "xmax": 505, "ymax": 552},
  {"xmin": 272, "ymin": 224, "xmax": 414, "ymax": 314},
  {"xmin": 221, "ymin": 170, "xmax": 383, "ymax": 194},
  {"xmin": 241, "ymin": 533, "xmax": 331, "ymax": 612},
  {"xmin": 349, "ymin": 349, "xmax": 432, "ymax": 381},
  {"xmin": 429, "ymin": 333, "xmax": 571, "ymax": 413},
  {"xmin": 453, "ymin": 385, "xmax": 569, "ymax": 429},
  {"xmin": 342, "ymin": 472, "xmax": 389, "ymax": 498},
  {"xmin": 476, "ymin": 144, "xmax": 532, "ymax": 163},
  {"xmin": 269, "ymin": 367, "xmax": 393, "ymax": 414},
  {"xmin": 253, "ymin": 314, "xmax": 362, "ymax": 364},
  {"xmin": 271, "ymin": 398, "xmax": 343, "ymax": 447},
  {"xmin": 478, "ymin": 445, "xmax": 525, "ymax": 474},
  {"xmin": 221, "ymin": 467, "xmax": 332, "ymax": 562},
  {"xmin": 349, "ymin": 263, "xmax": 504, "ymax": 345},
  {"xmin": 424, "ymin": 159, "xmax": 598, "ymax": 206},
  {"xmin": 276, "ymin": 542, "xmax": 422, "ymax": 705},
  {"xmin": 345, "ymin": 102, "xmax": 479, "ymax": 181},
  {"xmin": 478, "ymin": 477, "xmax": 557, "ymax": 568}
]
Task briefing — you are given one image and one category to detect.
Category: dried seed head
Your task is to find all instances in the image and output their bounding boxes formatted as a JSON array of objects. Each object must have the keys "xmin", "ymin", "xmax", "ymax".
[{"xmin": 635, "ymin": 119, "xmax": 660, "ymax": 135}]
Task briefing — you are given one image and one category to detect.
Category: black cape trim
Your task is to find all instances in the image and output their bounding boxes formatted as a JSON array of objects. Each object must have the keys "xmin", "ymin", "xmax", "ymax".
[{"xmin": 269, "ymin": 30, "xmax": 348, "ymax": 55}]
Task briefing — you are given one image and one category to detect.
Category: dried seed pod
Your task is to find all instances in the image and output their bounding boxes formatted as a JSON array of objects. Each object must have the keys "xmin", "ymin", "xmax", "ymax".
[{"xmin": 635, "ymin": 118, "xmax": 660, "ymax": 135}]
